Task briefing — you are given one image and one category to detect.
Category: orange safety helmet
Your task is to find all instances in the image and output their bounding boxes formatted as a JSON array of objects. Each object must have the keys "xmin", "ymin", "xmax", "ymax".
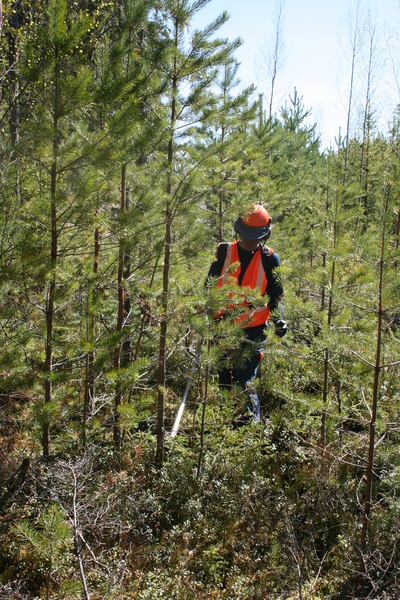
[{"xmin": 234, "ymin": 204, "xmax": 271, "ymax": 241}]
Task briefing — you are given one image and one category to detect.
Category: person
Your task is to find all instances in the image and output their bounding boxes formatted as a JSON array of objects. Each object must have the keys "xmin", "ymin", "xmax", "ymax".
[{"xmin": 207, "ymin": 203, "xmax": 287, "ymax": 425}]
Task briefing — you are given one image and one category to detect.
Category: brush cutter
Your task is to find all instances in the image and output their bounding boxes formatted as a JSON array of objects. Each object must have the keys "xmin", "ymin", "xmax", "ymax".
[{"xmin": 170, "ymin": 341, "xmax": 202, "ymax": 438}]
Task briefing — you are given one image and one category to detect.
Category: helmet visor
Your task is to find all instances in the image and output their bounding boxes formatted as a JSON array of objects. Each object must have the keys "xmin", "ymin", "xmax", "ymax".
[{"xmin": 237, "ymin": 219, "xmax": 270, "ymax": 241}]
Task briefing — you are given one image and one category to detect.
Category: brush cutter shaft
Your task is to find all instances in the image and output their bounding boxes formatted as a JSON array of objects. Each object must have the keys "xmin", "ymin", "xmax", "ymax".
[{"xmin": 171, "ymin": 346, "xmax": 201, "ymax": 438}]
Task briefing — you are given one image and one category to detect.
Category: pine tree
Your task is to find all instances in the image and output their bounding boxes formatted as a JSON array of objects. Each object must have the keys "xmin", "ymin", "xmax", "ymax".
[
  {"xmin": 4, "ymin": 0, "xmax": 95, "ymax": 454},
  {"xmin": 12, "ymin": 504, "xmax": 74, "ymax": 600},
  {"xmin": 204, "ymin": 56, "xmax": 256, "ymax": 242},
  {"xmin": 154, "ymin": 0, "xmax": 239, "ymax": 464}
]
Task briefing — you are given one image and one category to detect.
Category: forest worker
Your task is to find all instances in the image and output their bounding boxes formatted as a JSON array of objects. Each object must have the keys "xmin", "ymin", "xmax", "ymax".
[{"xmin": 207, "ymin": 203, "xmax": 287, "ymax": 425}]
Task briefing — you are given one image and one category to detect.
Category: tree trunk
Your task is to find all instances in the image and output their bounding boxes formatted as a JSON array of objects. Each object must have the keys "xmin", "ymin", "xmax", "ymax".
[
  {"xmin": 113, "ymin": 164, "xmax": 126, "ymax": 449},
  {"xmin": 359, "ymin": 23, "xmax": 374, "ymax": 225},
  {"xmin": 196, "ymin": 345, "xmax": 209, "ymax": 481},
  {"xmin": 156, "ymin": 203, "xmax": 171, "ymax": 464},
  {"xmin": 342, "ymin": 2, "xmax": 360, "ymax": 193},
  {"xmin": 394, "ymin": 199, "xmax": 400, "ymax": 270},
  {"xmin": 156, "ymin": 20, "xmax": 178, "ymax": 465},
  {"xmin": 8, "ymin": 6, "xmax": 20, "ymax": 148},
  {"xmin": 336, "ymin": 379, "xmax": 343, "ymax": 448},
  {"xmin": 320, "ymin": 349, "xmax": 328, "ymax": 449},
  {"xmin": 321, "ymin": 255, "xmax": 335, "ymax": 449},
  {"xmin": 268, "ymin": 0, "xmax": 286, "ymax": 122},
  {"xmin": 191, "ymin": 365, "xmax": 202, "ymax": 448},
  {"xmin": 133, "ymin": 249, "xmax": 161, "ymax": 362},
  {"xmin": 218, "ymin": 67, "xmax": 226, "ymax": 243},
  {"xmin": 218, "ymin": 190, "xmax": 224, "ymax": 243},
  {"xmin": 321, "ymin": 153, "xmax": 330, "ymax": 311},
  {"xmin": 83, "ymin": 227, "xmax": 100, "ymax": 452},
  {"xmin": 360, "ymin": 182, "xmax": 391, "ymax": 555},
  {"xmin": 43, "ymin": 51, "xmax": 59, "ymax": 454},
  {"xmin": 321, "ymin": 160, "xmax": 338, "ymax": 449},
  {"xmin": 122, "ymin": 188, "xmax": 131, "ymax": 368}
]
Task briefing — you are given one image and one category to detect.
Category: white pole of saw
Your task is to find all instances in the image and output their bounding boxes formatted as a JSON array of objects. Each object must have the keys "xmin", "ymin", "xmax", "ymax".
[{"xmin": 171, "ymin": 347, "xmax": 201, "ymax": 438}]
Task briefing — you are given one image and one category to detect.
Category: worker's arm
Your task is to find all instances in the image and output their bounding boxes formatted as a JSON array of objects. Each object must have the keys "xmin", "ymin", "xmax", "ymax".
[
  {"xmin": 205, "ymin": 243, "xmax": 229, "ymax": 296},
  {"xmin": 206, "ymin": 243, "xmax": 228, "ymax": 285},
  {"xmin": 262, "ymin": 249, "xmax": 287, "ymax": 337}
]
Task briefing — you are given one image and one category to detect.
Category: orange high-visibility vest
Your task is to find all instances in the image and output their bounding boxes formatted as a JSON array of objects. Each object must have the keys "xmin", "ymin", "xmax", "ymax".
[{"xmin": 216, "ymin": 241, "xmax": 273, "ymax": 328}]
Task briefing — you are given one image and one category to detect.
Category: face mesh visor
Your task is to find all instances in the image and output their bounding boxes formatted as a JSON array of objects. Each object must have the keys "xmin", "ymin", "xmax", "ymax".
[{"xmin": 238, "ymin": 220, "xmax": 270, "ymax": 240}]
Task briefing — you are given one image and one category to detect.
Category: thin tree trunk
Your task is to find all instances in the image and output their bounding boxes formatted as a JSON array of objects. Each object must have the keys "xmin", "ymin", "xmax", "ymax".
[
  {"xmin": 256, "ymin": 94, "xmax": 263, "ymax": 201},
  {"xmin": 7, "ymin": 1, "xmax": 21, "ymax": 204},
  {"xmin": 8, "ymin": 6, "xmax": 19, "ymax": 148},
  {"xmin": 196, "ymin": 344, "xmax": 209, "ymax": 481},
  {"xmin": 191, "ymin": 365, "xmax": 202, "ymax": 448},
  {"xmin": 330, "ymin": 41, "xmax": 356, "ymax": 413},
  {"xmin": 218, "ymin": 65, "xmax": 227, "ymax": 242},
  {"xmin": 90, "ymin": 226, "xmax": 100, "ymax": 404},
  {"xmin": 156, "ymin": 204, "xmax": 171, "ymax": 464},
  {"xmin": 320, "ymin": 349, "xmax": 329, "ymax": 449},
  {"xmin": 156, "ymin": 19, "xmax": 178, "ymax": 465},
  {"xmin": 218, "ymin": 188, "xmax": 224, "ymax": 242},
  {"xmin": 113, "ymin": 164, "xmax": 126, "ymax": 449},
  {"xmin": 70, "ymin": 466, "xmax": 90, "ymax": 600},
  {"xmin": 44, "ymin": 269, "xmax": 55, "ymax": 455},
  {"xmin": 43, "ymin": 53, "xmax": 59, "ymax": 455},
  {"xmin": 321, "ymin": 156, "xmax": 339, "ymax": 449},
  {"xmin": 360, "ymin": 182, "xmax": 392, "ymax": 555},
  {"xmin": 321, "ymin": 153, "xmax": 330, "ymax": 311},
  {"xmin": 83, "ymin": 308, "xmax": 90, "ymax": 453},
  {"xmin": 336, "ymin": 379, "xmax": 343, "ymax": 448},
  {"xmin": 268, "ymin": 0, "xmax": 285, "ymax": 122},
  {"xmin": 83, "ymin": 227, "xmax": 100, "ymax": 452},
  {"xmin": 328, "ymin": 261, "xmax": 335, "ymax": 328},
  {"xmin": 46, "ymin": 556, "xmax": 52, "ymax": 600},
  {"xmin": 394, "ymin": 200, "xmax": 400, "ymax": 270},
  {"xmin": 359, "ymin": 23, "xmax": 375, "ymax": 224},
  {"xmin": 122, "ymin": 188, "xmax": 131, "ymax": 368},
  {"xmin": 321, "ymin": 244, "xmax": 335, "ymax": 449},
  {"xmin": 342, "ymin": 2, "xmax": 360, "ymax": 193},
  {"xmin": 133, "ymin": 249, "xmax": 161, "ymax": 362}
]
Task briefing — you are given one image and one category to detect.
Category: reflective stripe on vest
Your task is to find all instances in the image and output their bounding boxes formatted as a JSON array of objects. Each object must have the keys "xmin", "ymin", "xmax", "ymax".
[{"xmin": 216, "ymin": 241, "xmax": 272, "ymax": 328}]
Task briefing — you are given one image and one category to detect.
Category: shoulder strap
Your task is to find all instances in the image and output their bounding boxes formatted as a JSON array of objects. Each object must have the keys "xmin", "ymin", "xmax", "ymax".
[
  {"xmin": 217, "ymin": 243, "xmax": 233, "ymax": 287},
  {"xmin": 260, "ymin": 245, "xmax": 273, "ymax": 275},
  {"xmin": 221, "ymin": 243, "xmax": 233, "ymax": 285},
  {"xmin": 216, "ymin": 241, "xmax": 229, "ymax": 262}
]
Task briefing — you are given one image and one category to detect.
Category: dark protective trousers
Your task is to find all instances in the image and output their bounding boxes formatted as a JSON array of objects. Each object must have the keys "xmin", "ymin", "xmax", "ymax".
[{"xmin": 218, "ymin": 325, "xmax": 266, "ymax": 422}]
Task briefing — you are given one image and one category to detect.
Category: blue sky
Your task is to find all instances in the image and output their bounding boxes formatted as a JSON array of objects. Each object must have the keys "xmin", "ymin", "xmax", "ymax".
[{"xmin": 192, "ymin": 0, "xmax": 400, "ymax": 149}]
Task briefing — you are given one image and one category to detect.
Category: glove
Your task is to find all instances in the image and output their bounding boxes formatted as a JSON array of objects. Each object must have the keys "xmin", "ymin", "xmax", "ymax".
[{"xmin": 274, "ymin": 318, "xmax": 287, "ymax": 338}]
